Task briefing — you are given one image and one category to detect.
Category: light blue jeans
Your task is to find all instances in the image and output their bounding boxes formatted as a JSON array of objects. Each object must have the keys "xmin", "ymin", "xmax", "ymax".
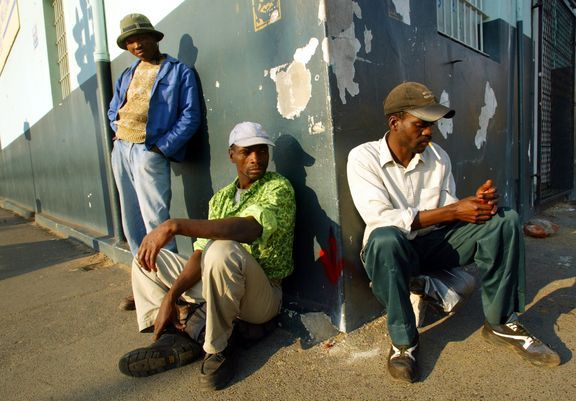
[{"xmin": 111, "ymin": 139, "xmax": 177, "ymax": 256}]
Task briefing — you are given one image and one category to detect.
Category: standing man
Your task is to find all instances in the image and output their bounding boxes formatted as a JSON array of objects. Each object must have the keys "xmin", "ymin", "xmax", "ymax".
[
  {"xmin": 118, "ymin": 122, "xmax": 296, "ymax": 391},
  {"xmin": 347, "ymin": 82, "xmax": 560, "ymax": 383},
  {"xmin": 108, "ymin": 13, "xmax": 201, "ymax": 261},
  {"xmin": 108, "ymin": 14, "xmax": 201, "ymax": 310}
]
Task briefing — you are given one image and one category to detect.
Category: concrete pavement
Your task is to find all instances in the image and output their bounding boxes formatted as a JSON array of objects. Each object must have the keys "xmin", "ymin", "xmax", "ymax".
[{"xmin": 0, "ymin": 205, "xmax": 574, "ymax": 401}]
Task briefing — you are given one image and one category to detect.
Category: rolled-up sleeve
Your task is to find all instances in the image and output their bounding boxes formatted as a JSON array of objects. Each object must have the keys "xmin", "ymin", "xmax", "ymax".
[
  {"xmin": 238, "ymin": 204, "xmax": 277, "ymax": 245},
  {"xmin": 438, "ymin": 156, "xmax": 458, "ymax": 207}
]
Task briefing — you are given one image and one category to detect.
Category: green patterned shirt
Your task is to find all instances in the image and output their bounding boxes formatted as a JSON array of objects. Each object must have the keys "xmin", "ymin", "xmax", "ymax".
[{"xmin": 193, "ymin": 172, "xmax": 296, "ymax": 280}]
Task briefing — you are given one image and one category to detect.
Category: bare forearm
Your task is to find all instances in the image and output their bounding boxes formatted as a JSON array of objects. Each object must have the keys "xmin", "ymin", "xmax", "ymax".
[
  {"xmin": 412, "ymin": 204, "xmax": 458, "ymax": 230},
  {"xmin": 412, "ymin": 195, "xmax": 497, "ymax": 230},
  {"xmin": 161, "ymin": 216, "xmax": 262, "ymax": 244}
]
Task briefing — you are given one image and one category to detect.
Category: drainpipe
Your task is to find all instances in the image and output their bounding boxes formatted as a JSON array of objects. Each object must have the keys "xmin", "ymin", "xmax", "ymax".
[
  {"xmin": 516, "ymin": 0, "xmax": 527, "ymax": 218},
  {"xmin": 91, "ymin": 0, "xmax": 123, "ymax": 241}
]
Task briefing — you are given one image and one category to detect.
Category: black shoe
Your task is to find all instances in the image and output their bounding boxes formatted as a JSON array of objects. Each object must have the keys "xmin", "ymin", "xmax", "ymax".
[
  {"xmin": 118, "ymin": 332, "xmax": 203, "ymax": 377},
  {"xmin": 231, "ymin": 318, "xmax": 278, "ymax": 349},
  {"xmin": 118, "ymin": 294, "xmax": 136, "ymax": 311},
  {"xmin": 200, "ymin": 348, "xmax": 235, "ymax": 390},
  {"xmin": 387, "ymin": 341, "xmax": 418, "ymax": 383},
  {"xmin": 482, "ymin": 320, "xmax": 560, "ymax": 367}
]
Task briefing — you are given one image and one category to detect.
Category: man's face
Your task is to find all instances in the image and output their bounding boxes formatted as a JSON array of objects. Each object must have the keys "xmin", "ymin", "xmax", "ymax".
[
  {"xmin": 391, "ymin": 113, "xmax": 435, "ymax": 154},
  {"xmin": 125, "ymin": 33, "xmax": 160, "ymax": 62},
  {"xmin": 229, "ymin": 144, "xmax": 269, "ymax": 189}
]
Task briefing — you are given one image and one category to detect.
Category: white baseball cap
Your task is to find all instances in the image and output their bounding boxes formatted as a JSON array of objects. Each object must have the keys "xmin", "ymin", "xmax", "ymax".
[{"xmin": 228, "ymin": 122, "xmax": 275, "ymax": 147}]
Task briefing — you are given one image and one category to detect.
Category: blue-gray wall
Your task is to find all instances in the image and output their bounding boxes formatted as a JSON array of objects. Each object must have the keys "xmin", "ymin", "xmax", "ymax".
[{"xmin": 0, "ymin": 0, "xmax": 540, "ymax": 331}]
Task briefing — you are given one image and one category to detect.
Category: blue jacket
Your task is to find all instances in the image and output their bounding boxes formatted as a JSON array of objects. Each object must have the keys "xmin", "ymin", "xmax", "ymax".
[{"xmin": 108, "ymin": 55, "xmax": 201, "ymax": 162}]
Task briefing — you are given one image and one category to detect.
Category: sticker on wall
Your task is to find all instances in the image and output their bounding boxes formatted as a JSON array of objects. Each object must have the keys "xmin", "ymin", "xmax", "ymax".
[
  {"xmin": 252, "ymin": 0, "xmax": 281, "ymax": 32},
  {"xmin": 474, "ymin": 81, "xmax": 497, "ymax": 149}
]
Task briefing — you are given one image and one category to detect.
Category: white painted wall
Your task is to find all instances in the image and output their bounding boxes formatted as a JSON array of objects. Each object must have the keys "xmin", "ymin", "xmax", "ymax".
[
  {"xmin": 0, "ymin": 0, "xmax": 185, "ymax": 149},
  {"xmin": 63, "ymin": 0, "xmax": 96, "ymax": 91},
  {"xmin": 0, "ymin": 0, "xmax": 53, "ymax": 148},
  {"xmin": 104, "ymin": 0, "xmax": 186, "ymax": 60}
]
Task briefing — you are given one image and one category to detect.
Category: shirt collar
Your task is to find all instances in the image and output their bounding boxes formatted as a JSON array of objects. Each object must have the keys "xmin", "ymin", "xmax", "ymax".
[
  {"xmin": 378, "ymin": 131, "xmax": 395, "ymax": 167},
  {"xmin": 378, "ymin": 131, "xmax": 431, "ymax": 169}
]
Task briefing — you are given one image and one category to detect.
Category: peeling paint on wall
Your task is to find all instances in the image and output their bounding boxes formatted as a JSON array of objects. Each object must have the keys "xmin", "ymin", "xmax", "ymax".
[
  {"xmin": 308, "ymin": 115, "xmax": 326, "ymax": 134},
  {"xmin": 321, "ymin": 0, "xmax": 363, "ymax": 104},
  {"xmin": 474, "ymin": 82, "xmax": 497, "ymax": 149},
  {"xmin": 318, "ymin": 0, "xmax": 326, "ymax": 24},
  {"xmin": 390, "ymin": 0, "xmax": 411, "ymax": 25},
  {"xmin": 270, "ymin": 38, "xmax": 319, "ymax": 119},
  {"xmin": 437, "ymin": 90, "xmax": 453, "ymax": 139},
  {"xmin": 301, "ymin": 312, "xmax": 339, "ymax": 342},
  {"xmin": 364, "ymin": 27, "xmax": 373, "ymax": 53}
]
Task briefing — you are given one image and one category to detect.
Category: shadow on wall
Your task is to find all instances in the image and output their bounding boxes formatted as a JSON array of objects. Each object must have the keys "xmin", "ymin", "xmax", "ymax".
[
  {"xmin": 172, "ymin": 34, "xmax": 213, "ymax": 249},
  {"xmin": 274, "ymin": 135, "xmax": 342, "ymax": 312},
  {"xmin": 73, "ymin": 0, "xmax": 99, "ymax": 131},
  {"xmin": 73, "ymin": 0, "xmax": 115, "ymax": 233},
  {"xmin": 23, "ymin": 121, "xmax": 41, "ymax": 213},
  {"xmin": 74, "ymin": 0, "xmax": 96, "ymax": 87}
]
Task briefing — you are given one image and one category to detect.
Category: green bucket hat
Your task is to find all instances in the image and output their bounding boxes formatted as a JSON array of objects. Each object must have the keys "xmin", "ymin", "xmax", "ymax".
[{"xmin": 116, "ymin": 14, "xmax": 164, "ymax": 50}]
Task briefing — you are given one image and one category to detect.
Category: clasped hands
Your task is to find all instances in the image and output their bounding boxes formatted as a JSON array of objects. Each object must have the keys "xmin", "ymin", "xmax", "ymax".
[{"xmin": 456, "ymin": 179, "xmax": 499, "ymax": 224}]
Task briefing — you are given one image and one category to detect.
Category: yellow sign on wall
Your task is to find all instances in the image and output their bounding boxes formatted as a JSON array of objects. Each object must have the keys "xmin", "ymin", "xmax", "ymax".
[
  {"xmin": 252, "ymin": 0, "xmax": 281, "ymax": 32},
  {"xmin": 0, "ymin": 0, "xmax": 20, "ymax": 76}
]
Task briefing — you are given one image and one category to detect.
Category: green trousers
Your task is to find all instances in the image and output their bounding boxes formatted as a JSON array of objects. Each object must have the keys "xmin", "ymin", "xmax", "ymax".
[{"xmin": 363, "ymin": 208, "xmax": 526, "ymax": 346}]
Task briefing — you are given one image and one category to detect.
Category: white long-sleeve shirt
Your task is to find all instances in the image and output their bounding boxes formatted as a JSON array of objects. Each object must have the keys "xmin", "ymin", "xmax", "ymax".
[{"xmin": 346, "ymin": 132, "xmax": 459, "ymax": 246}]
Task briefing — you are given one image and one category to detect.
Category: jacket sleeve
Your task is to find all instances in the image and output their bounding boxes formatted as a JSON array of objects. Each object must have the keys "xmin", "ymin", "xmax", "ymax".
[
  {"xmin": 107, "ymin": 72, "xmax": 126, "ymax": 133},
  {"xmin": 154, "ymin": 66, "xmax": 201, "ymax": 158}
]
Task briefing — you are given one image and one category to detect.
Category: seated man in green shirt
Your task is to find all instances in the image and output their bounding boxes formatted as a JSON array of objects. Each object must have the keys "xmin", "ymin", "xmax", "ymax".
[{"xmin": 118, "ymin": 122, "xmax": 296, "ymax": 390}]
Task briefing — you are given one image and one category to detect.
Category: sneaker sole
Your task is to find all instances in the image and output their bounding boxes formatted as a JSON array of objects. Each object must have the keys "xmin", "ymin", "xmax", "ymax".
[
  {"xmin": 481, "ymin": 326, "xmax": 560, "ymax": 367},
  {"xmin": 389, "ymin": 369, "xmax": 417, "ymax": 383},
  {"xmin": 119, "ymin": 346, "xmax": 201, "ymax": 377}
]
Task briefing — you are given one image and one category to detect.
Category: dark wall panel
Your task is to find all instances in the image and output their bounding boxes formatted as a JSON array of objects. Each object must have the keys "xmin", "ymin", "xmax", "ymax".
[{"xmin": 328, "ymin": 2, "xmax": 531, "ymax": 329}]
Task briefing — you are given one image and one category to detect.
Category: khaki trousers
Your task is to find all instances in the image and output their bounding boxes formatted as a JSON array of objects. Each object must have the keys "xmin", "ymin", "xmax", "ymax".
[{"xmin": 132, "ymin": 240, "xmax": 282, "ymax": 354}]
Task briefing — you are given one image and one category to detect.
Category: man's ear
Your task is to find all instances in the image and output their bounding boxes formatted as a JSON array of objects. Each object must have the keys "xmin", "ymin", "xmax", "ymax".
[
  {"xmin": 388, "ymin": 115, "xmax": 400, "ymax": 130},
  {"xmin": 228, "ymin": 146, "xmax": 234, "ymax": 162}
]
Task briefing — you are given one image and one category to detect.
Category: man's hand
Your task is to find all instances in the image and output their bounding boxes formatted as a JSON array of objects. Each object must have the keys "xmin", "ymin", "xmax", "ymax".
[
  {"xmin": 475, "ymin": 179, "xmax": 499, "ymax": 215},
  {"xmin": 153, "ymin": 294, "xmax": 184, "ymax": 341},
  {"xmin": 453, "ymin": 196, "xmax": 497, "ymax": 224},
  {"xmin": 413, "ymin": 179, "xmax": 500, "ymax": 229},
  {"xmin": 137, "ymin": 222, "xmax": 175, "ymax": 272}
]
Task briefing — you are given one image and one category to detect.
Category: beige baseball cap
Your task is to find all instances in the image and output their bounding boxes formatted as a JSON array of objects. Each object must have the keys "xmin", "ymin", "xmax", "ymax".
[{"xmin": 384, "ymin": 82, "xmax": 455, "ymax": 122}]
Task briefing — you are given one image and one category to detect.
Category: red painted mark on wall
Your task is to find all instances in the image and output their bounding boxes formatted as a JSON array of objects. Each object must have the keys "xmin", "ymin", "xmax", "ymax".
[{"xmin": 319, "ymin": 227, "xmax": 343, "ymax": 284}]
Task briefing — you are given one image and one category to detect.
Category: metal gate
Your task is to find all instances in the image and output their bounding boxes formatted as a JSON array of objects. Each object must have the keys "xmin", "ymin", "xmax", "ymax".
[{"xmin": 536, "ymin": 0, "xmax": 575, "ymax": 203}]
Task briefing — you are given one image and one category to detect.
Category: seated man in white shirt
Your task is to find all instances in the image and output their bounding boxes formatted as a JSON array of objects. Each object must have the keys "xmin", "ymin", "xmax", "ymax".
[{"xmin": 346, "ymin": 82, "xmax": 560, "ymax": 383}]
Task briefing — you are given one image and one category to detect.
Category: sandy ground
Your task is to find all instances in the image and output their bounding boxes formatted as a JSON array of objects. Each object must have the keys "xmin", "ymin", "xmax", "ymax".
[{"xmin": 0, "ymin": 203, "xmax": 574, "ymax": 401}]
